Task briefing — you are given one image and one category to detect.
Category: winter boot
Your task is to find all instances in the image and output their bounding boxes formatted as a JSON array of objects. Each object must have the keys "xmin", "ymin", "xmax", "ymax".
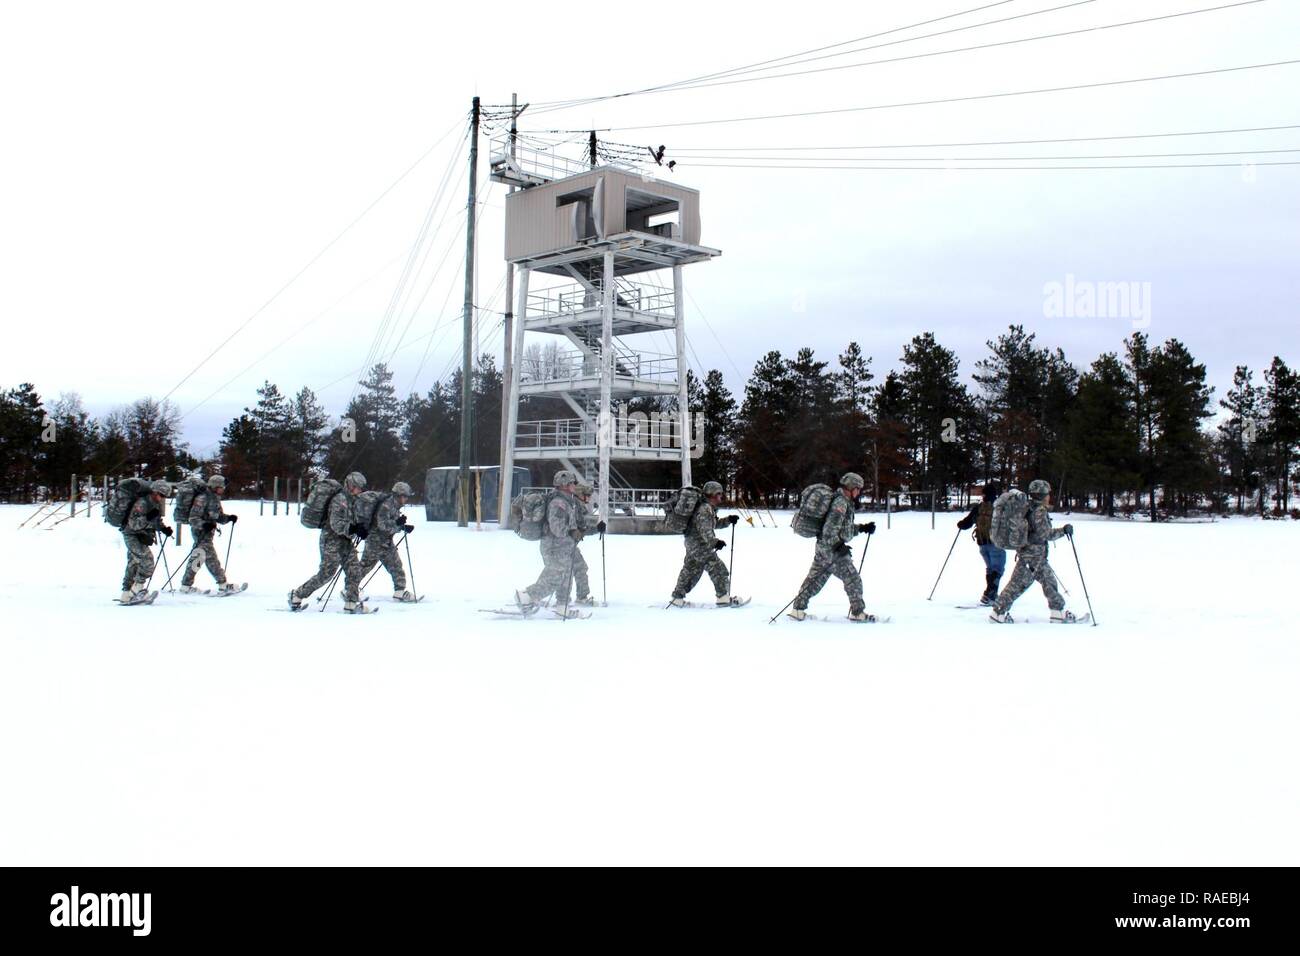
[
  {"xmin": 980, "ymin": 571, "xmax": 999, "ymax": 606},
  {"xmin": 514, "ymin": 589, "xmax": 540, "ymax": 616},
  {"xmin": 715, "ymin": 594, "xmax": 746, "ymax": 607},
  {"xmin": 217, "ymin": 582, "xmax": 242, "ymax": 594},
  {"xmin": 668, "ymin": 597, "xmax": 686, "ymax": 607},
  {"xmin": 847, "ymin": 609, "xmax": 877, "ymax": 623},
  {"xmin": 178, "ymin": 584, "xmax": 201, "ymax": 594},
  {"xmin": 287, "ymin": 590, "xmax": 306, "ymax": 611},
  {"xmin": 573, "ymin": 594, "xmax": 596, "ymax": 607},
  {"xmin": 787, "ymin": 608, "xmax": 807, "ymax": 621},
  {"xmin": 393, "ymin": 589, "xmax": 418, "ymax": 603},
  {"xmin": 343, "ymin": 600, "xmax": 376, "ymax": 614},
  {"xmin": 1050, "ymin": 608, "xmax": 1077, "ymax": 623},
  {"xmin": 988, "ymin": 607, "xmax": 1014, "ymax": 624},
  {"xmin": 119, "ymin": 590, "xmax": 134, "ymax": 603}
]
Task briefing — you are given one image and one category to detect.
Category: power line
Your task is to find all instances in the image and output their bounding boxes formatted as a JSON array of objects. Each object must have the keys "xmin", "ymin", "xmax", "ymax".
[
  {"xmin": 680, "ymin": 160, "xmax": 1300, "ymax": 171},
  {"xmin": 590, "ymin": 59, "xmax": 1300, "ymax": 132},
  {"xmin": 677, "ymin": 146, "xmax": 1300, "ymax": 162}
]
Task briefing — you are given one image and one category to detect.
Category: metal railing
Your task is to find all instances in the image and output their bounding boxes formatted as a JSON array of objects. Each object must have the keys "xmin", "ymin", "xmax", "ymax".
[
  {"xmin": 489, "ymin": 135, "xmax": 641, "ymax": 183},
  {"xmin": 519, "ymin": 349, "xmax": 679, "ymax": 386},
  {"xmin": 521, "ymin": 485, "xmax": 675, "ymax": 517},
  {"xmin": 527, "ymin": 280, "xmax": 676, "ymax": 322}
]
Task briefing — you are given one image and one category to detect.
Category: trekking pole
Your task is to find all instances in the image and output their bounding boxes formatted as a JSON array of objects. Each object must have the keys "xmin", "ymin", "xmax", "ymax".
[
  {"xmin": 927, "ymin": 528, "xmax": 962, "ymax": 601},
  {"xmin": 769, "ymin": 593, "xmax": 799, "ymax": 624},
  {"xmin": 159, "ymin": 543, "xmax": 199, "ymax": 593},
  {"xmin": 858, "ymin": 530, "xmax": 874, "ymax": 574},
  {"xmin": 157, "ymin": 535, "xmax": 175, "ymax": 592},
  {"xmin": 318, "ymin": 565, "xmax": 344, "ymax": 611},
  {"xmin": 1067, "ymin": 532, "xmax": 1098, "ymax": 626},
  {"xmin": 727, "ymin": 520, "xmax": 737, "ymax": 587},
  {"xmin": 223, "ymin": 521, "xmax": 235, "ymax": 573},
  {"xmin": 403, "ymin": 531, "xmax": 418, "ymax": 599}
]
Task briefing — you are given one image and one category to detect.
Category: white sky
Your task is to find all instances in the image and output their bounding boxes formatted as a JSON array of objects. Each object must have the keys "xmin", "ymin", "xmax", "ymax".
[{"xmin": 3, "ymin": 0, "xmax": 1298, "ymax": 456}]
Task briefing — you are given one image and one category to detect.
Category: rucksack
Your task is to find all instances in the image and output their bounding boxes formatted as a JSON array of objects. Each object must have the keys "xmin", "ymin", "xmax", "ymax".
[
  {"xmin": 301, "ymin": 478, "xmax": 343, "ymax": 529},
  {"xmin": 354, "ymin": 490, "xmax": 390, "ymax": 533},
  {"xmin": 974, "ymin": 500, "xmax": 994, "ymax": 543},
  {"xmin": 172, "ymin": 476, "xmax": 208, "ymax": 526},
  {"xmin": 989, "ymin": 489, "xmax": 1031, "ymax": 550},
  {"xmin": 104, "ymin": 477, "xmax": 151, "ymax": 529},
  {"xmin": 792, "ymin": 483, "xmax": 835, "ymax": 537},
  {"xmin": 510, "ymin": 490, "xmax": 555, "ymax": 541},
  {"xmin": 660, "ymin": 485, "xmax": 702, "ymax": 534}
]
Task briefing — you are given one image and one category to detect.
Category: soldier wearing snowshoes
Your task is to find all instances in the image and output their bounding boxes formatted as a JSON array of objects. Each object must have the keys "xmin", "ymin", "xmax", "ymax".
[
  {"xmin": 669, "ymin": 480, "xmax": 745, "ymax": 608},
  {"xmin": 120, "ymin": 480, "xmax": 173, "ymax": 604},
  {"xmin": 956, "ymin": 482, "xmax": 1005, "ymax": 606},
  {"xmin": 357, "ymin": 481, "xmax": 418, "ymax": 602},
  {"xmin": 788, "ymin": 472, "xmax": 876, "ymax": 622},
  {"xmin": 567, "ymin": 482, "xmax": 606, "ymax": 607},
  {"xmin": 515, "ymin": 470, "xmax": 588, "ymax": 615},
  {"xmin": 178, "ymin": 474, "xmax": 240, "ymax": 594},
  {"xmin": 288, "ymin": 471, "xmax": 370, "ymax": 613},
  {"xmin": 989, "ymin": 479, "xmax": 1076, "ymax": 624}
]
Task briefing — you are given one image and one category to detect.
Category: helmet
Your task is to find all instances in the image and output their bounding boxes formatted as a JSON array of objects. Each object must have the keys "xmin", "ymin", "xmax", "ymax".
[
  {"xmin": 345, "ymin": 471, "xmax": 367, "ymax": 491},
  {"xmin": 392, "ymin": 481, "xmax": 413, "ymax": 497},
  {"xmin": 983, "ymin": 481, "xmax": 1001, "ymax": 500},
  {"xmin": 150, "ymin": 480, "xmax": 171, "ymax": 497},
  {"xmin": 206, "ymin": 474, "xmax": 227, "ymax": 490},
  {"xmin": 575, "ymin": 482, "xmax": 593, "ymax": 497},
  {"xmin": 552, "ymin": 470, "xmax": 578, "ymax": 488},
  {"xmin": 1028, "ymin": 479, "xmax": 1051, "ymax": 498},
  {"xmin": 840, "ymin": 472, "xmax": 865, "ymax": 490},
  {"xmin": 701, "ymin": 480, "xmax": 724, "ymax": 497}
]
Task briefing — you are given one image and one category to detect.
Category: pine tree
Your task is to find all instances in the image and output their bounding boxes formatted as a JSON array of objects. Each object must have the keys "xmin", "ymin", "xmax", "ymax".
[
  {"xmin": 219, "ymin": 414, "xmax": 260, "ymax": 495},
  {"xmin": 1261, "ymin": 356, "xmax": 1300, "ymax": 513},
  {"xmin": 1060, "ymin": 353, "xmax": 1139, "ymax": 516},
  {"xmin": 1218, "ymin": 366, "xmax": 1263, "ymax": 513},
  {"xmin": 736, "ymin": 350, "xmax": 796, "ymax": 504},
  {"xmin": 0, "ymin": 383, "xmax": 48, "ymax": 500},
  {"xmin": 1148, "ymin": 339, "xmax": 1214, "ymax": 514},
  {"xmin": 898, "ymin": 333, "xmax": 972, "ymax": 500},
  {"xmin": 288, "ymin": 386, "xmax": 330, "ymax": 479},
  {"xmin": 690, "ymin": 368, "xmax": 737, "ymax": 489},
  {"xmin": 327, "ymin": 363, "xmax": 405, "ymax": 489}
]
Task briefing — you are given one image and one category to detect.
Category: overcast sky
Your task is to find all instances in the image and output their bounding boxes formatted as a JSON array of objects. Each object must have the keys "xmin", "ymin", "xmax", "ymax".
[{"xmin": 3, "ymin": 0, "xmax": 1297, "ymax": 455}]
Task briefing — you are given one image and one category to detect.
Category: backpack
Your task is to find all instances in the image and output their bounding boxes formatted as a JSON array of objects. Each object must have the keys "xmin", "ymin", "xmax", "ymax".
[
  {"xmin": 354, "ymin": 491, "xmax": 390, "ymax": 533},
  {"xmin": 104, "ymin": 477, "xmax": 151, "ymax": 529},
  {"xmin": 792, "ymin": 483, "xmax": 835, "ymax": 537},
  {"xmin": 511, "ymin": 490, "xmax": 555, "ymax": 541},
  {"xmin": 989, "ymin": 489, "xmax": 1031, "ymax": 550},
  {"xmin": 660, "ymin": 485, "xmax": 702, "ymax": 534},
  {"xmin": 301, "ymin": 478, "xmax": 343, "ymax": 529},
  {"xmin": 172, "ymin": 476, "xmax": 208, "ymax": 526},
  {"xmin": 974, "ymin": 500, "xmax": 994, "ymax": 543}
]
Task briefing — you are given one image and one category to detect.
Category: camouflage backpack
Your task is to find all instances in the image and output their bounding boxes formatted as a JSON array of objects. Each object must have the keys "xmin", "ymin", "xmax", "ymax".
[
  {"xmin": 172, "ymin": 476, "xmax": 208, "ymax": 526},
  {"xmin": 792, "ymin": 483, "xmax": 835, "ymax": 537},
  {"xmin": 354, "ymin": 490, "xmax": 390, "ymax": 533},
  {"xmin": 104, "ymin": 477, "xmax": 151, "ymax": 529},
  {"xmin": 989, "ymin": 489, "xmax": 1031, "ymax": 550},
  {"xmin": 661, "ymin": 485, "xmax": 703, "ymax": 534},
  {"xmin": 301, "ymin": 478, "xmax": 343, "ymax": 529},
  {"xmin": 511, "ymin": 490, "xmax": 554, "ymax": 541}
]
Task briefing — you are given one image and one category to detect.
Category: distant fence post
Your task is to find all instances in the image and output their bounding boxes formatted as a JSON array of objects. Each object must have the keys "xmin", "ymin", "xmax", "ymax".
[
  {"xmin": 272, "ymin": 477, "xmax": 279, "ymax": 516},
  {"xmin": 931, "ymin": 489, "xmax": 936, "ymax": 530},
  {"xmin": 259, "ymin": 482, "xmax": 264, "ymax": 516},
  {"xmin": 70, "ymin": 474, "xmax": 77, "ymax": 517}
]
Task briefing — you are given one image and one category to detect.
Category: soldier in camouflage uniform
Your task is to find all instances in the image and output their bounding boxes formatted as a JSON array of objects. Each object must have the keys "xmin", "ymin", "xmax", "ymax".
[
  {"xmin": 990, "ymin": 478, "xmax": 1076, "ymax": 623},
  {"xmin": 178, "ymin": 474, "xmax": 240, "ymax": 593},
  {"xmin": 788, "ymin": 472, "xmax": 877, "ymax": 622},
  {"xmin": 120, "ymin": 480, "xmax": 173, "ymax": 602},
  {"xmin": 288, "ymin": 471, "xmax": 370, "ymax": 613},
  {"xmin": 357, "ymin": 481, "xmax": 418, "ymax": 602},
  {"xmin": 566, "ymin": 482, "xmax": 607, "ymax": 606},
  {"xmin": 669, "ymin": 480, "xmax": 744, "ymax": 607},
  {"xmin": 515, "ymin": 470, "xmax": 587, "ymax": 614}
]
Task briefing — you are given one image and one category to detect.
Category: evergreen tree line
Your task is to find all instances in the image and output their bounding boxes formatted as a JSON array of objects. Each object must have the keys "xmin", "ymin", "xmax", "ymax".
[{"xmin": 4, "ymin": 326, "xmax": 1298, "ymax": 517}]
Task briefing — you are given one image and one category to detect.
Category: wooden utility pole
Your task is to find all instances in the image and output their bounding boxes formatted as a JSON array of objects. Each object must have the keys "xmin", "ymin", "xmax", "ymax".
[
  {"xmin": 458, "ymin": 96, "xmax": 481, "ymax": 527},
  {"xmin": 498, "ymin": 93, "xmax": 519, "ymax": 526},
  {"xmin": 588, "ymin": 130, "xmax": 598, "ymax": 167}
]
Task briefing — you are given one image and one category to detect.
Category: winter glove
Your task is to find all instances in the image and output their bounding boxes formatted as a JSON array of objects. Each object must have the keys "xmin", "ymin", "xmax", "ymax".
[
  {"xmin": 596, "ymin": 520, "xmax": 607, "ymax": 534},
  {"xmin": 349, "ymin": 523, "xmax": 368, "ymax": 540},
  {"xmin": 136, "ymin": 531, "xmax": 153, "ymax": 546},
  {"xmin": 724, "ymin": 514, "xmax": 740, "ymax": 526},
  {"xmin": 858, "ymin": 521, "xmax": 876, "ymax": 534},
  {"xmin": 160, "ymin": 524, "xmax": 173, "ymax": 538},
  {"xmin": 834, "ymin": 542, "xmax": 851, "ymax": 556},
  {"xmin": 397, "ymin": 513, "xmax": 407, "ymax": 526},
  {"xmin": 220, "ymin": 513, "xmax": 238, "ymax": 525},
  {"xmin": 569, "ymin": 528, "xmax": 585, "ymax": 542},
  {"xmin": 203, "ymin": 520, "xmax": 217, "ymax": 532},
  {"xmin": 1062, "ymin": 523, "xmax": 1074, "ymax": 537},
  {"xmin": 956, "ymin": 515, "xmax": 974, "ymax": 530},
  {"xmin": 713, "ymin": 539, "xmax": 727, "ymax": 550},
  {"xmin": 402, "ymin": 523, "xmax": 415, "ymax": 534}
]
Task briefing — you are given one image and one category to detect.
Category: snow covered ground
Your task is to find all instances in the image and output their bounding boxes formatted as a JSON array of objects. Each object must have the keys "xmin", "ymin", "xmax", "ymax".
[{"xmin": 1, "ymin": 501, "xmax": 1296, "ymax": 865}]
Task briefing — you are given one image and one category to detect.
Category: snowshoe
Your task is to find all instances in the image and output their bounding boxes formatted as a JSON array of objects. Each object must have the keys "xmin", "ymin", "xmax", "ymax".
[
  {"xmin": 343, "ymin": 600, "xmax": 378, "ymax": 615},
  {"xmin": 1051, "ymin": 609, "xmax": 1087, "ymax": 624},
  {"xmin": 988, "ymin": 608, "xmax": 1014, "ymax": 624},
  {"xmin": 178, "ymin": 585, "xmax": 201, "ymax": 594},
  {"xmin": 392, "ymin": 589, "xmax": 419, "ymax": 603},
  {"xmin": 715, "ymin": 595, "xmax": 750, "ymax": 608},
  {"xmin": 287, "ymin": 590, "xmax": 307, "ymax": 612},
  {"xmin": 514, "ymin": 589, "xmax": 540, "ymax": 617},
  {"xmin": 214, "ymin": 582, "xmax": 247, "ymax": 596},
  {"xmin": 668, "ymin": 597, "xmax": 686, "ymax": 608},
  {"xmin": 572, "ymin": 595, "xmax": 596, "ymax": 607},
  {"xmin": 847, "ymin": 610, "xmax": 877, "ymax": 623},
  {"xmin": 119, "ymin": 589, "xmax": 158, "ymax": 606},
  {"xmin": 787, "ymin": 608, "xmax": 808, "ymax": 621}
]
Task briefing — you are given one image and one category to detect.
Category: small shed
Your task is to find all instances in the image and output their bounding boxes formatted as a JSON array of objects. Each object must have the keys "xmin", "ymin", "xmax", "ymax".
[{"xmin": 424, "ymin": 466, "xmax": 529, "ymax": 522}]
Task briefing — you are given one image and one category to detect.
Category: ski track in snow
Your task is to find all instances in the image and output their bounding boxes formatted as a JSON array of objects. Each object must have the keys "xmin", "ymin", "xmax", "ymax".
[{"xmin": 1, "ymin": 503, "xmax": 1296, "ymax": 865}]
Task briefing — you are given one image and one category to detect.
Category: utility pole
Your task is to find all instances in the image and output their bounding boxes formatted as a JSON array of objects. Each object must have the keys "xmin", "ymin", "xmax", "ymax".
[
  {"xmin": 498, "ymin": 93, "xmax": 519, "ymax": 527},
  {"xmin": 588, "ymin": 130, "xmax": 598, "ymax": 167},
  {"xmin": 458, "ymin": 96, "xmax": 480, "ymax": 527}
]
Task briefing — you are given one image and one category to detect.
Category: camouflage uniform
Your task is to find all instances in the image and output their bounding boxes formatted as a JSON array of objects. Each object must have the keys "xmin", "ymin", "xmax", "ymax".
[
  {"xmin": 672, "ymin": 497, "xmax": 730, "ymax": 600},
  {"xmin": 567, "ymin": 495, "xmax": 602, "ymax": 601},
  {"xmin": 357, "ymin": 494, "xmax": 408, "ymax": 592},
  {"xmin": 180, "ymin": 488, "xmax": 228, "ymax": 587},
  {"xmin": 524, "ymin": 490, "xmax": 580, "ymax": 603},
  {"xmin": 793, "ymin": 489, "xmax": 864, "ymax": 614},
  {"xmin": 120, "ymin": 496, "xmax": 164, "ymax": 591},
  {"xmin": 293, "ymin": 489, "xmax": 362, "ymax": 603},
  {"xmin": 992, "ymin": 500, "xmax": 1067, "ymax": 613}
]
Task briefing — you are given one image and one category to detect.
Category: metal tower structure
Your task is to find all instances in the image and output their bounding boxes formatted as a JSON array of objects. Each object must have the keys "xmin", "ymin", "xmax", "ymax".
[{"xmin": 491, "ymin": 137, "xmax": 720, "ymax": 530}]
